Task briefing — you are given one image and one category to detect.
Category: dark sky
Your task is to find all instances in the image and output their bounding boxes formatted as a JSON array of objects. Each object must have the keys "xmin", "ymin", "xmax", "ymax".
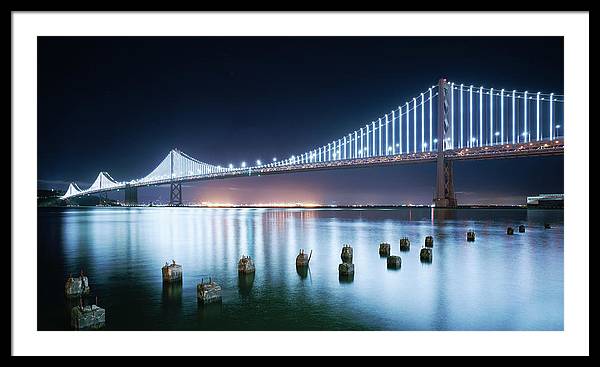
[{"xmin": 37, "ymin": 37, "xmax": 564, "ymax": 205}]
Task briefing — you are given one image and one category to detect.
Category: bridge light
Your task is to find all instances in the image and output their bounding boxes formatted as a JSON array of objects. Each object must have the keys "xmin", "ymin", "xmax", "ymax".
[
  {"xmin": 556, "ymin": 125, "xmax": 561, "ymax": 129},
  {"xmin": 433, "ymin": 138, "xmax": 438, "ymax": 143},
  {"xmin": 495, "ymin": 132, "xmax": 500, "ymax": 136},
  {"xmin": 256, "ymin": 160, "xmax": 261, "ymax": 166},
  {"xmin": 423, "ymin": 142, "xmax": 428, "ymax": 148},
  {"xmin": 272, "ymin": 157, "xmax": 277, "ymax": 162},
  {"xmin": 241, "ymin": 161, "xmax": 246, "ymax": 168}
]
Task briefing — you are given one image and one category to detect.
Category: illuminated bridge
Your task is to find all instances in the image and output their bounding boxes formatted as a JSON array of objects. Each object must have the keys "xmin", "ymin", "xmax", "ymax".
[{"xmin": 60, "ymin": 78, "xmax": 564, "ymax": 207}]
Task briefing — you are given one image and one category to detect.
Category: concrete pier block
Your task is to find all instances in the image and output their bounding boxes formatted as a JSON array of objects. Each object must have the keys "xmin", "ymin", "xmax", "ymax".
[
  {"xmin": 518, "ymin": 225, "xmax": 526, "ymax": 233},
  {"xmin": 387, "ymin": 255, "xmax": 402, "ymax": 269},
  {"xmin": 237, "ymin": 255, "xmax": 255, "ymax": 274},
  {"xmin": 296, "ymin": 249, "xmax": 312, "ymax": 267},
  {"xmin": 197, "ymin": 278, "xmax": 222, "ymax": 304},
  {"xmin": 338, "ymin": 262, "xmax": 355, "ymax": 276},
  {"xmin": 399, "ymin": 237, "xmax": 411, "ymax": 251},
  {"xmin": 341, "ymin": 244, "xmax": 353, "ymax": 263},
  {"xmin": 425, "ymin": 236, "xmax": 434, "ymax": 248},
  {"xmin": 420, "ymin": 247, "xmax": 433, "ymax": 263},
  {"xmin": 379, "ymin": 243, "xmax": 391, "ymax": 256},
  {"xmin": 162, "ymin": 260, "xmax": 182, "ymax": 283},
  {"xmin": 296, "ymin": 265, "xmax": 309, "ymax": 279},
  {"xmin": 71, "ymin": 304, "xmax": 105, "ymax": 330},
  {"xmin": 65, "ymin": 271, "xmax": 90, "ymax": 297},
  {"xmin": 467, "ymin": 230, "xmax": 476, "ymax": 242},
  {"xmin": 507, "ymin": 227, "xmax": 514, "ymax": 235}
]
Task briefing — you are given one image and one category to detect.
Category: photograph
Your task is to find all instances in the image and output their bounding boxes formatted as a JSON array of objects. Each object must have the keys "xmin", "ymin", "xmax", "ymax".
[{"xmin": 12, "ymin": 11, "xmax": 589, "ymax": 356}]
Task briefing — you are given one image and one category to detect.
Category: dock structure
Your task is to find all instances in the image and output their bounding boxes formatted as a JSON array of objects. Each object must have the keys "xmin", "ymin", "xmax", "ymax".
[
  {"xmin": 507, "ymin": 227, "xmax": 514, "ymax": 235},
  {"xmin": 387, "ymin": 255, "xmax": 402, "ymax": 269},
  {"xmin": 518, "ymin": 225, "xmax": 526, "ymax": 233},
  {"xmin": 400, "ymin": 237, "xmax": 411, "ymax": 251},
  {"xmin": 467, "ymin": 230, "xmax": 476, "ymax": 242},
  {"xmin": 296, "ymin": 249, "xmax": 312, "ymax": 267},
  {"xmin": 425, "ymin": 236, "xmax": 434, "ymax": 248},
  {"xmin": 65, "ymin": 270, "xmax": 90, "ymax": 297},
  {"xmin": 339, "ymin": 244, "xmax": 355, "ymax": 279},
  {"xmin": 238, "ymin": 255, "xmax": 255, "ymax": 274},
  {"xmin": 338, "ymin": 262, "xmax": 355, "ymax": 276},
  {"xmin": 162, "ymin": 260, "xmax": 182, "ymax": 283},
  {"xmin": 197, "ymin": 278, "xmax": 222, "ymax": 304},
  {"xmin": 379, "ymin": 243, "xmax": 391, "ymax": 257},
  {"xmin": 420, "ymin": 247, "xmax": 433, "ymax": 263},
  {"xmin": 70, "ymin": 298, "xmax": 105, "ymax": 330},
  {"xmin": 341, "ymin": 244, "xmax": 353, "ymax": 263}
]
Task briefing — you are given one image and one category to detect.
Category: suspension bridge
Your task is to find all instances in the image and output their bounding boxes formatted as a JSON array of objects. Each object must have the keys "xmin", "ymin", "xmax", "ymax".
[{"xmin": 60, "ymin": 78, "xmax": 564, "ymax": 207}]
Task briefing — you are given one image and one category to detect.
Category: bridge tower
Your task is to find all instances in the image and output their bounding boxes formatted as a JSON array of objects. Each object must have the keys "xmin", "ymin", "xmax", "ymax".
[
  {"xmin": 434, "ymin": 78, "xmax": 457, "ymax": 208},
  {"xmin": 169, "ymin": 149, "xmax": 182, "ymax": 206}
]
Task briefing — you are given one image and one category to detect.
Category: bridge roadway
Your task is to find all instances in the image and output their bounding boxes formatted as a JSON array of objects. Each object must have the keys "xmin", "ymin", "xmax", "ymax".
[{"xmin": 69, "ymin": 138, "xmax": 564, "ymax": 198}]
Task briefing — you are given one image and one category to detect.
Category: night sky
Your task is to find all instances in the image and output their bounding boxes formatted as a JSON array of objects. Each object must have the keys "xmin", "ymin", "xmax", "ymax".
[{"xmin": 37, "ymin": 37, "xmax": 564, "ymax": 205}]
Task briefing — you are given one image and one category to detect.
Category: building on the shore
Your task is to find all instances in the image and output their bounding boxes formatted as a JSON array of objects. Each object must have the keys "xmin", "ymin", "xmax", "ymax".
[{"xmin": 526, "ymin": 193, "xmax": 564, "ymax": 208}]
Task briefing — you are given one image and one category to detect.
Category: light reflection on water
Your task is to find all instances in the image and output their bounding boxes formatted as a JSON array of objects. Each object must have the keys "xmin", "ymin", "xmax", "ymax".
[{"xmin": 38, "ymin": 207, "xmax": 563, "ymax": 330}]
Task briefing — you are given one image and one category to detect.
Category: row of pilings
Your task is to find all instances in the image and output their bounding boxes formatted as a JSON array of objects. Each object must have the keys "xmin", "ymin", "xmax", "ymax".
[{"xmin": 63, "ymin": 222, "xmax": 551, "ymax": 329}]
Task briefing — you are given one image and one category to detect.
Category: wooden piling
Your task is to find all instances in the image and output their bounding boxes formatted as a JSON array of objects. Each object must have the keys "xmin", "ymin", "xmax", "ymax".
[
  {"xmin": 399, "ymin": 237, "xmax": 411, "ymax": 251},
  {"xmin": 424, "ymin": 236, "xmax": 434, "ymax": 248},
  {"xmin": 379, "ymin": 243, "xmax": 391, "ymax": 256}
]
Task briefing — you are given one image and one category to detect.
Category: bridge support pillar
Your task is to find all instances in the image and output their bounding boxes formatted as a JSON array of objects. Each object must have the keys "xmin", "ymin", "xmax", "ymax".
[
  {"xmin": 170, "ymin": 182, "xmax": 182, "ymax": 206},
  {"xmin": 434, "ymin": 77, "xmax": 457, "ymax": 208},
  {"xmin": 124, "ymin": 186, "xmax": 138, "ymax": 206},
  {"xmin": 434, "ymin": 159, "xmax": 457, "ymax": 208}
]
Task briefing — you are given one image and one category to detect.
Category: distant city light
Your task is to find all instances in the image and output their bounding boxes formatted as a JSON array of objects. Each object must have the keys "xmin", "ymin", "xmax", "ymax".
[
  {"xmin": 433, "ymin": 138, "xmax": 438, "ymax": 143},
  {"xmin": 495, "ymin": 131, "xmax": 500, "ymax": 136},
  {"xmin": 241, "ymin": 161, "xmax": 246, "ymax": 168},
  {"xmin": 256, "ymin": 160, "xmax": 261, "ymax": 166},
  {"xmin": 272, "ymin": 157, "xmax": 277, "ymax": 162},
  {"xmin": 228, "ymin": 164, "xmax": 233, "ymax": 169}
]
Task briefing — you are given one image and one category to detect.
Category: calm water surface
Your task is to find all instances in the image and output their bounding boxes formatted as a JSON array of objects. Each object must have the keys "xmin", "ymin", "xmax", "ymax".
[{"xmin": 37, "ymin": 207, "xmax": 563, "ymax": 330}]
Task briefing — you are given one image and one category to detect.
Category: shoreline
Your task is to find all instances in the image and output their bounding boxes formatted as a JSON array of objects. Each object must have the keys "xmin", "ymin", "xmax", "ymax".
[{"xmin": 39, "ymin": 204, "xmax": 563, "ymax": 210}]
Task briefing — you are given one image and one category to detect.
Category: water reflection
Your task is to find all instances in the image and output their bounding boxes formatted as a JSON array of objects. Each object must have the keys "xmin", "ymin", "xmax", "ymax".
[
  {"xmin": 197, "ymin": 301, "xmax": 223, "ymax": 321},
  {"xmin": 338, "ymin": 273, "xmax": 354, "ymax": 283},
  {"xmin": 295, "ymin": 265, "xmax": 309, "ymax": 280},
  {"xmin": 238, "ymin": 273, "xmax": 255, "ymax": 298},
  {"xmin": 37, "ymin": 207, "xmax": 564, "ymax": 331},
  {"xmin": 162, "ymin": 282, "xmax": 182, "ymax": 306}
]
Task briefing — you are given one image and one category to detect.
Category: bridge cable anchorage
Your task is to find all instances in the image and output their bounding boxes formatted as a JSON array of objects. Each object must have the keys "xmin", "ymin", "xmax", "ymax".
[{"xmin": 59, "ymin": 81, "xmax": 563, "ymax": 203}]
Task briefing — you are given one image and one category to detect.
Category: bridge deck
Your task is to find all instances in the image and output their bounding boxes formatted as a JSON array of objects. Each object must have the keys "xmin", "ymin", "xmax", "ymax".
[{"xmin": 65, "ymin": 139, "xmax": 563, "ymax": 198}]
